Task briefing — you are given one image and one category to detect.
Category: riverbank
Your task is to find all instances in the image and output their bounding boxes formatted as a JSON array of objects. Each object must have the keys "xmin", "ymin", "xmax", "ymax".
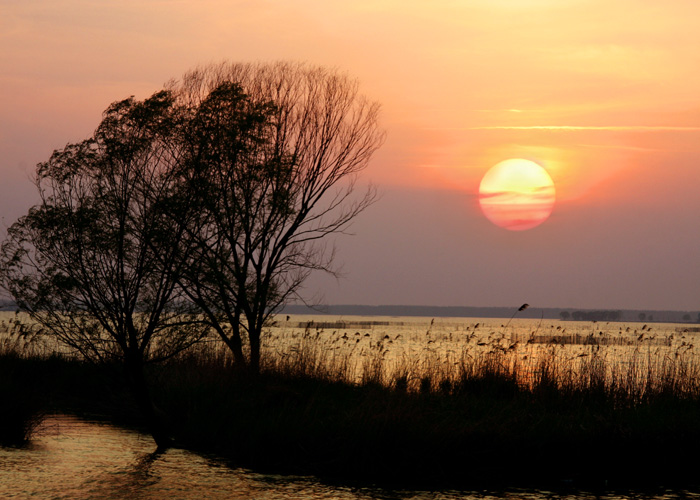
[{"xmin": 4, "ymin": 339, "xmax": 700, "ymax": 491}]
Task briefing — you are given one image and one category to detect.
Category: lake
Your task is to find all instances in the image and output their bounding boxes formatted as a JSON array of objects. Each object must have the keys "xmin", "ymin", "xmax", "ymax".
[{"xmin": 2, "ymin": 414, "xmax": 698, "ymax": 500}]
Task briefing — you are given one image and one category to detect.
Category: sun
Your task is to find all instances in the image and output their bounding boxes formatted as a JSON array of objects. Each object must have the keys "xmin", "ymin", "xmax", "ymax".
[{"xmin": 478, "ymin": 159, "xmax": 556, "ymax": 231}]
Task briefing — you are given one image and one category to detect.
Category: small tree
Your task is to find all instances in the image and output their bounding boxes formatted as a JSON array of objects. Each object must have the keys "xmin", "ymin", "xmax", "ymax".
[
  {"xmin": 559, "ymin": 311, "xmax": 570, "ymax": 321},
  {"xmin": 0, "ymin": 91, "xmax": 208, "ymax": 448},
  {"xmin": 170, "ymin": 62, "xmax": 385, "ymax": 373}
]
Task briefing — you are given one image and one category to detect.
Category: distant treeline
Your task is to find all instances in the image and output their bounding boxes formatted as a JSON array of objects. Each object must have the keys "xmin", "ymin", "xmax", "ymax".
[
  {"xmin": 565, "ymin": 310, "xmax": 622, "ymax": 322},
  {"xmin": 281, "ymin": 304, "xmax": 700, "ymax": 324},
  {"xmin": 2, "ymin": 299, "xmax": 697, "ymax": 324}
]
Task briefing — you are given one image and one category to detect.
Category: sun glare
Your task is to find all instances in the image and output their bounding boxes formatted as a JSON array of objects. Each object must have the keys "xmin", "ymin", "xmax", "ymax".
[{"xmin": 478, "ymin": 159, "xmax": 556, "ymax": 231}]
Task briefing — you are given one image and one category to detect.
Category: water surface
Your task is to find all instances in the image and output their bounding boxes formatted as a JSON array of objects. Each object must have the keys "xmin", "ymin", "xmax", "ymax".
[{"xmin": 1, "ymin": 415, "xmax": 698, "ymax": 500}]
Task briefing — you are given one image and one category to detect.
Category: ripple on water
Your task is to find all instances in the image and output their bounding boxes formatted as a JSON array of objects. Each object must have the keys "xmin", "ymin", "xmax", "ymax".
[{"xmin": 1, "ymin": 414, "xmax": 699, "ymax": 500}]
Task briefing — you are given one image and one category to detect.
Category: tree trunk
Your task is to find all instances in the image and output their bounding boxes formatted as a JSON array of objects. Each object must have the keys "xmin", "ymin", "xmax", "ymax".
[
  {"xmin": 228, "ymin": 315, "xmax": 248, "ymax": 369},
  {"xmin": 125, "ymin": 354, "xmax": 172, "ymax": 450},
  {"xmin": 249, "ymin": 328, "xmax": 261, "ymax": 375}
]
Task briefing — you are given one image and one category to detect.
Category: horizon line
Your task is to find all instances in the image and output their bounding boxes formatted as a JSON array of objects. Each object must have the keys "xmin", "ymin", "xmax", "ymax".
[{"xmin": 282, "ymin": 304, "xmax": 697, "ymax": 313}]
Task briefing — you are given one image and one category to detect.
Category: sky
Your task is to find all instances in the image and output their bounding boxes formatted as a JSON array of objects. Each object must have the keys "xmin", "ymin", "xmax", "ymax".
[{"xmin": 1, "ymin": 0, "xmax": 699, "ymax": 311}]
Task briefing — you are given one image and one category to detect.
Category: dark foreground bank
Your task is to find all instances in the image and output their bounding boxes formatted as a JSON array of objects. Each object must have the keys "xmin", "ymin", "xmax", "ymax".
[{"xmin": 3, "ymin": 348, "xmax": 700, "ymax": 491}]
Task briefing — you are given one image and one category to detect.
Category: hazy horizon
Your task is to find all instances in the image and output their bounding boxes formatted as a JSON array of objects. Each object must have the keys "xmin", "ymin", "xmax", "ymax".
[{"xmin": 283, "ymin": 303, "xmax": 698, "ymax": 313}]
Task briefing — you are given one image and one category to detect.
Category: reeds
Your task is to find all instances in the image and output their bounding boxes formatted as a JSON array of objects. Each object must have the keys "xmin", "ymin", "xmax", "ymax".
[
  {"xmin": 0, "ymin": 351, "xmax": 46, "ymax": 445},
  {"xmin": 147, "ymin": 332, "xmax": 700, "ymax": 487},
  {"xmin": 241, "ymin": 320, "xmax": 700, "ymax": 406},
  {"xmin": 0, "ymin": 315, "xmax": 53, "ymax": 444},
  {"xmin": 4, "ymin": 316, "xmax": 700, "ymax": 487}
]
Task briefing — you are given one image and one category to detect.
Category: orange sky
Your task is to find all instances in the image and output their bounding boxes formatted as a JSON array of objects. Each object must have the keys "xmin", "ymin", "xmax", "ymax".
[{"xmin": 2, "ymin": 1, "xmax": 699, "ymax": 310}]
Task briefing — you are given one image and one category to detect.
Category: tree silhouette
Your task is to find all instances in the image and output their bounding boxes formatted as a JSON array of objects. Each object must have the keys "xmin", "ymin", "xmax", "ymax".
[
  {"xmin": 169, "ymin": 62, "xmax": 384, "ymax": 373},
  {"xmin": 0, "ymin": 91, "xmax": 209, "ymax": 448}
]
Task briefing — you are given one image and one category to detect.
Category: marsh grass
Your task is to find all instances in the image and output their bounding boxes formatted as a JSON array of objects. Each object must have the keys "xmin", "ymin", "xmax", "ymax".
[
  {"xmin": 250, "ymin": 318, "xmax": 700, "ymax": 406},
  {"xmin": 0, "ymin": 314, "xmax": 143, "ymax": 443},
  {"xmin": 4, "ymin": 315, "xmax": 700, "ymax": 487},
  {"xmin": 0, "ymin": 315, "xmax": 54, "ymax": 444},
  {"xmin": 143, "ymin": 320, "xmax": 700, "ymax": 487},
  {"xmin": 0, "ymin": 351, "xmax": 46, "ymax": 445}
]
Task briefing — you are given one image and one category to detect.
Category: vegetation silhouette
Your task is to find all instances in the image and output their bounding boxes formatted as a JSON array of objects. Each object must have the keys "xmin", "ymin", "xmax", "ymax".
[
  {"xmin": 0, "ymin": 91, "xmax": 210, "ymax": 448},
  {"xmin": 4, "ymin": 317, "xmax": 700, "ymax": 489},
  {"xmin": 166, "ymin": 62, "xmax": 384, "ymax": 374},
  {"xmin": 0, "ymin": 61, "xmax": 383, "ymax": 447}
]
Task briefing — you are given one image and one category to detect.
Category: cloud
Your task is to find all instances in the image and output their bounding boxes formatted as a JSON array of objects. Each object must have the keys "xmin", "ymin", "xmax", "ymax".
[
  {"xmin": 465, "ymin": 125, "xmax": 700, "ymax": 131},
  {"xmin": 576, "ymin": 143, "xmax": 677, "ymax": 153}
]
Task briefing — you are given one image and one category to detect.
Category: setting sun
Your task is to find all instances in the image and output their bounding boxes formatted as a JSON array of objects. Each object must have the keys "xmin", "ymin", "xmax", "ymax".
[{"xmin": 478, "ymin": 159, "xmax": 556, "ymax": 231}]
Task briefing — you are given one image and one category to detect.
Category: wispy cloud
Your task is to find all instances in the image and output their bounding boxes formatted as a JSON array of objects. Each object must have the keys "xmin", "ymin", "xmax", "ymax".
[
  {"xmin": 576, "ymin": 143, "xmax": 678, "ymax": 153},
  {"xmin": 480, "ymin": 189, "xmax": 554, "ymax": 201},
  {"xmin": 465, "ymin": 125, "xmax": 700, "ymax": 131},
  {"xmin": 472, "ymin": 109, "xmax": 528, "ymax": 113}
]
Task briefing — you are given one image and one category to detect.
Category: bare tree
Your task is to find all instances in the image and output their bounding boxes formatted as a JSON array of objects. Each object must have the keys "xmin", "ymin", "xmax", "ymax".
[
  {"xmin": 169, "ymin": 62, "xmax": 385, "ymax": 373},
  {"xmin": 0, "ymin": 90, "xmax": 209, "ymax": 448}
]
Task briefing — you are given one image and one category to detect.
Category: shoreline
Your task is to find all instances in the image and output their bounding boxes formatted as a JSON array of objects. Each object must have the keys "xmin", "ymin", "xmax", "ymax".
[{"xmin": 4, "ymin": 349, "xmax": 700, "ymax": 491}]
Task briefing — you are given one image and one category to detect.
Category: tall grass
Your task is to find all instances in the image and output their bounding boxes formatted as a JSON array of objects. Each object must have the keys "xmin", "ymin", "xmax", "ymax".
[
  {"xmin": 4, "ymin": 315, "xmax": 700, "ymax": 487},
  {"xmin": 245, "ymin": 319, "xmax": 700, "ymax": 406},
  {"xmin": 0, "ymin": 316, "xmax": 54, "ymax": 444},
  {"xmin": 141, "ymin": 321, "xmax": 700, "ymax": 486},
  {"xmin": 0, "ymin": 313, "xmax": 138, "ymax": 443}
]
